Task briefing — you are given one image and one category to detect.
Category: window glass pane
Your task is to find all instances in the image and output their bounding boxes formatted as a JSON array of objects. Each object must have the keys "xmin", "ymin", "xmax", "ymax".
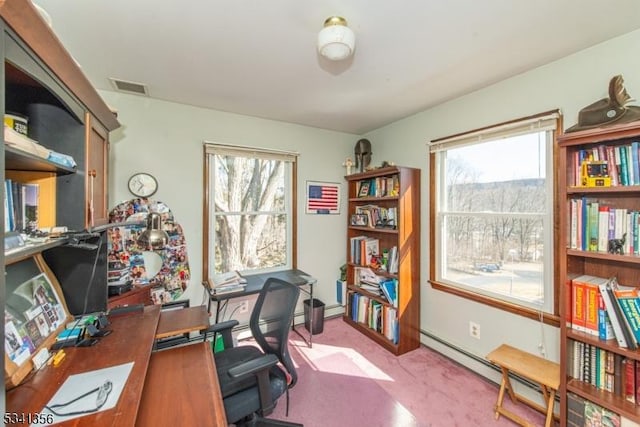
[
  {"xmin": 434, "ymin": 124, "xmax": 555, "ymax": 313},
  {"xmin": 446, "ymin": 133, "xmax": 546, "ymax": 213},
  {"xmin": 214, "ymin": 214, "xmax": 287, "ymax": 272},
  {"xmin": 442, "ymin": 214, "xmax": 544, "ymax": 305},
  {"xmin": 209, "ymin": 151, "xmax": 290, "ymax": 275},
  {"xmin": 213, "ymin": 155, "xmax": 285, "ymax": 213}
]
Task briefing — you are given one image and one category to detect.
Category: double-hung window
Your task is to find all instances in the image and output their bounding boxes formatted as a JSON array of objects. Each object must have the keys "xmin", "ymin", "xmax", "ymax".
[
  {"xmin": 203, "ymin": 143, "xmax": 297, "ymax": 277},
  {"xmin": 429, "ymin": 111, "xmax": 560, "ymax": 318}
]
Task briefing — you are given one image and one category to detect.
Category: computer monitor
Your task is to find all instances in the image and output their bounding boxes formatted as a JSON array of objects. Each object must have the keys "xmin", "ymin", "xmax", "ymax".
[{"xmin": 42, "ymin": 232, "xmax": 108, "ymax": 316}]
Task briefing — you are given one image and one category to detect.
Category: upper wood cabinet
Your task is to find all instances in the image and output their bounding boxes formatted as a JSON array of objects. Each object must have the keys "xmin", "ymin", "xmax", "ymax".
[
  {"xmin": 1, "ymin": 0, "xmax": 120, "ymax": 233},
  {"xmin": 86, "ymin": 113, "xmax": 110, "ymax": 228}
]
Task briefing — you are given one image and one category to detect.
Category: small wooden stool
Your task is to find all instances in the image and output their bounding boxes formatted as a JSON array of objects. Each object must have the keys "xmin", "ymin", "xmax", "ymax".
[{"xmin": 486, "ymin": 344, "xmax": 560, "ymax": 427}]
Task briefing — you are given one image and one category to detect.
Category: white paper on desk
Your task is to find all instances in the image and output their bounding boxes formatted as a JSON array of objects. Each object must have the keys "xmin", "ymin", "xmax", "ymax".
[{"xmin": 37, "ymin": 361, "xmax": 134, "ymax": 426}]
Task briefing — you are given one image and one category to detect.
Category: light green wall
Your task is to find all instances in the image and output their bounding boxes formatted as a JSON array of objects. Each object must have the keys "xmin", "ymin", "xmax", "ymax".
[
  {"xmin": 100, "ymin": 92, "xmax": 357, "ymax": 313},
  {"xmin": 364, "ymin": 28, "xmax": 640, "ymax": 385}
]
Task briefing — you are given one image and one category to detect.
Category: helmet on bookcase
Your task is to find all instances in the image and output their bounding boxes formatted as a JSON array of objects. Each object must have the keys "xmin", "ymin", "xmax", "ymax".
[
  {"xmin": 354, "ymin": 138, "xmax": 372, "ymax": 172},
  {"xmin": 566, "ymin": 75, "xmax": 640, "ymax": 132}
]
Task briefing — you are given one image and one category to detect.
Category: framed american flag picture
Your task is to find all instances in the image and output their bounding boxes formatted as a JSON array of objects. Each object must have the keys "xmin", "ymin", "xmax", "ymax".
[{"xmin": 305, "ymin": 181, "xmax": 340, "ymax": 214}]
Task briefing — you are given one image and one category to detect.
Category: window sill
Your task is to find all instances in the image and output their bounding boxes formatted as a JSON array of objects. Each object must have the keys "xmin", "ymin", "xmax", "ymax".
[{"xmin": 429, "ymin": 280, "xmax": 560, "ymax": 327}]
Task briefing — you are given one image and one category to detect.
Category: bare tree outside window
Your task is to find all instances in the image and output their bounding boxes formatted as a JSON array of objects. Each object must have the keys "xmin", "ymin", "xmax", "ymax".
[{"xmin": 208, "ymin": 149, "xmax": 293, "ymax": 275}]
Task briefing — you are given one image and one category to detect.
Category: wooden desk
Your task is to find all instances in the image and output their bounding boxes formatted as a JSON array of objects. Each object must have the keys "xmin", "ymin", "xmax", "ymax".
[
  {"xmin": 6, "ymin": 305, "xmax": 160, "ymax": 426},
  {"xmin": 155, "ymin": 305, "xmax": 209, "ymax": 340},
  {"xmin": 5, "ymin": 305, "xmax": 226, "ymax": 426},
  {"xmin": 136, "ymin": 342, "xmax": 227, "ymax": 426},
  {"xmin": 487, "ymin": 344, "xmax": 560, "ymax": 427}
]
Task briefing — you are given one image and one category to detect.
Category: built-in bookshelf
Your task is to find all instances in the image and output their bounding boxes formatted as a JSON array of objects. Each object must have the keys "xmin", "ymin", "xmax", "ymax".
[
  {"xmin": 3, "ymin": 1, "xmax": 120, "ymax": 385},
  {"xmin": 559, "ymin": 121, "xmax": 640, "ymax": 426},
  {"xmin": 344, "ymin": 166, "xmax": 420, "ymax": 356}
]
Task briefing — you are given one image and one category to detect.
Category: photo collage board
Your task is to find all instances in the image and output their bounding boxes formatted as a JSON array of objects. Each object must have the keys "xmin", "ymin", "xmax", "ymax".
[{"xmin": 107, "ymin": 198, "xmax": 191, "ymax": 304}]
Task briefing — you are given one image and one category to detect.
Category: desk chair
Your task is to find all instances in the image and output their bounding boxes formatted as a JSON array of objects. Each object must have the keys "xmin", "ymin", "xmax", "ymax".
[{"xmin": 203, "ymin": 278, "xmax": 303, "ymax": 426}]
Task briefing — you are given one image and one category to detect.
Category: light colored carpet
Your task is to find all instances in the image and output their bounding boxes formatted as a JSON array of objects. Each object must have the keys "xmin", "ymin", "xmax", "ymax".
[{"xmin": 268, "ymin": 316, "xmax": 548, "ymax": 427}]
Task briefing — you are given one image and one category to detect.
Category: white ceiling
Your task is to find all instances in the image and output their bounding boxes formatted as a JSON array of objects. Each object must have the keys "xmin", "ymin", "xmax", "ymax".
[{"xmin": 33, "ymin": 1, "xmax": 640, "ymax": 134}]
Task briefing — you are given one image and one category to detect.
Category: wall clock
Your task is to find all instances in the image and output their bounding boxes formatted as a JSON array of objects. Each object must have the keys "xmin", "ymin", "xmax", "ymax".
[{"xmin": 128, "ymin": 172, "xmax": 158, "ymax": 198}]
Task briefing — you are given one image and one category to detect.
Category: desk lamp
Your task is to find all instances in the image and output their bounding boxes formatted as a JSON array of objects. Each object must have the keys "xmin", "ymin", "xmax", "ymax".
[{"xmin": 137, "ymin": 212, "xmax": 169, "ymax": 250}]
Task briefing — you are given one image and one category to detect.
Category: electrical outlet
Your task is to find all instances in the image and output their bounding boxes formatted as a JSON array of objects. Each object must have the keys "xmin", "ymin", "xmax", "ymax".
[
  {"xmin": 469, "ymin": 321, "xmax": 481, "ymax": 339},
  {"xmin": 239, "ymin": 300, "xmax": 249, "ymax": 314}
]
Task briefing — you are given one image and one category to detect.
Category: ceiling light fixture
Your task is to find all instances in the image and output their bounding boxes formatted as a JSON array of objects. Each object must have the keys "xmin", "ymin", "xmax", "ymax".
[{"xmin": 317, "ymin": 16, "xmax": 355, "ymax": 61}]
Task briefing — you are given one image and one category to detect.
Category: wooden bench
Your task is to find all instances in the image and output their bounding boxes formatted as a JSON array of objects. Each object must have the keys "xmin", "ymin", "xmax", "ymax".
[{"xmin": 486, "ymin": 344, "xmax": 560, "ymax": 427}]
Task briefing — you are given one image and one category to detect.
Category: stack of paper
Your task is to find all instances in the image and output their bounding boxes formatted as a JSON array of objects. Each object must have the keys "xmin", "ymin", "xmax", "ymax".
[{"xmin": 210, "ymin": 271, "xmax": 247, "ymax": 294}]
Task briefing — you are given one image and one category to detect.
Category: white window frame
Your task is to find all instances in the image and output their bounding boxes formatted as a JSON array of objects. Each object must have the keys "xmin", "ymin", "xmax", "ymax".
[
  {"xmin": 203, "ymin": 142, "xmax": 298, "ymax": 278},
  {"xmin": 429, "ymin": 111, "xmax": 560, "ymax": 316}
]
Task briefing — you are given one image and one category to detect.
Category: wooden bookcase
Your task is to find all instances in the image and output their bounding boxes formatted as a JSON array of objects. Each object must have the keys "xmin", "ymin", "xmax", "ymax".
[
  {"xmin": 558, "ymin": 121, "xmax": 640, "ymax": 425},
  {"xmin": 2, "ymin": 1, "xmax": 120, "ymax": 385},
  {"xmin": 344, "ymin": 166, "xmax": 420, "ymax": 355}
]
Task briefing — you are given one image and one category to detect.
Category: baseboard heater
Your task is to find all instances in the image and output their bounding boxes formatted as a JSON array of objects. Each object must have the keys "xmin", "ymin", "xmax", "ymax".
[{"xmin": 419, "ymin": 328, "xmax": 559, "ymax": 403}]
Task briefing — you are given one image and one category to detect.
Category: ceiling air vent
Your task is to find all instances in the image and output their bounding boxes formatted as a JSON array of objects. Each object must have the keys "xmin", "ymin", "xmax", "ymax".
[{"xmin": 109, "ymin": 78, "xmax": 148, "ymax": 96}]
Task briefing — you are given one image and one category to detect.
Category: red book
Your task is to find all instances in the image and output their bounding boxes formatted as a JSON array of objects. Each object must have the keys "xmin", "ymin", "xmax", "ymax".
[
  {"xmin": 584, "ymin": 280, "xmax": 600, "ymax": 335},
  {"xmin": 566, "ymin": 278, "xmax": 573, "ymax": 327},
  {"xmin": 624, "ymin": 358, "xmax": 636, "ymax": 403},
  {"xmin": 635, "ymin": 358, "xmax": 640, "ymax": 405},
  {"xmin": 571, "ymin": 277, "xmax": 587, "ymax": 333}
]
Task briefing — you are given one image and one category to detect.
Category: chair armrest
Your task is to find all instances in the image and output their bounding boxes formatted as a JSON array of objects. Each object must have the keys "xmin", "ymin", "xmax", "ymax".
[
  {"xmin": 203, "ymin": 320, "xmax": 239, "ymax": 349},
  {"xmin": 228, "ymin": 353, "xmax": 280, "ymax": 416},
  {"xmin": 227, "ymin": 354, "xmax": 278, "ymax": 379},
  {"xmin": 204, "ymin": 320, "xmax": 239, "ymax": 334}
]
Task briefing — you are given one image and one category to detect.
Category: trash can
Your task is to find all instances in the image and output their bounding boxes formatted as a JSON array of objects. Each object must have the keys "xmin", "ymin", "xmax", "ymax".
[{"xmin": 304, "ymin": 298, "xmax": 325, "ymax": 335}]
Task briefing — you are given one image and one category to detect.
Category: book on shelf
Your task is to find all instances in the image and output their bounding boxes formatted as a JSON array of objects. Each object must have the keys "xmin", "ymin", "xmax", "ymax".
[
  {"xmin": 583, "ymin": 399, "xmax": 622, "ymax": 426},
  {"xmin": 574, "ymin": 142, "xmax": 640, "ymax": 189},
  {"xmin": 633, "ymin": 141, "xmax": 640, "ymax": 186},
  {"xmin": 354, "ymin": 267, "xmax": 382, "ymax": 295},
  {"xmin": 612, "ymin": 282, "xmax": 640, "ymax": 347},
  {"xmin": 357, "ymin": 181, "xmax": 371, "ymax": 197},
  {"xmin": 570, "ymin": 275, "xmax": 588, "ymax": 333},
  {"xmin": 362, "ymin": 238, "xmax": 380, "ymax": 266},
  {"xmin": 379, "ymin": 278, "xmax": 398, "ymax": 307},
  {"xmin": 598, "ymin": 299, "xmax": 615, "ymax": 341},
  {"xmin": 567, "ymin": 392, "xmax": 586, "ymax": 427},
  {"xmin": 3, "ymin": 179, "xmax": 40, "ymax": 232},
  {"xmin": 567, "ymin": 198, "xmax": 640, "ymax": 255},
  {"xmin": 348, "ymin": 292, "xmax": 398, "ymax": 344},
  {"xmin": 387, "ymin": 246, "xmax": 399, "ymax": 274},
  {"xmin": 598, "ymin": 278, "xmax": 633, "ymax": 349},
  {"xmin": 349, "ymin": 236, "xmax": 383, "ymax": 268},
  {"xmin": 578, "ymin": 275, "xmax": 608, "ymax": 336},
  {"xmin": 623, "ymin": 357, "xmax": 636, "ymax": 404},
  {"xmin": 355, "ymin": 175, "xmax": 399, "ymax": 198}
]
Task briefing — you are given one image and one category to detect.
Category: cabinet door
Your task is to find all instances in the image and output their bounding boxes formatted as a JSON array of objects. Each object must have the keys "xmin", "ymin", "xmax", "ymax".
[{"xmin": 86, "ymin": 113, "xmax": 109, "ymax": 228}]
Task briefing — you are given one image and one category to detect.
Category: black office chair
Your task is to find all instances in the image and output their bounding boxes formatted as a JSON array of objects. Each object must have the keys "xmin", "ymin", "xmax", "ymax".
[{"xmin": 203, "ymin": 277, "xmax": 303, "ymax": 426}]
